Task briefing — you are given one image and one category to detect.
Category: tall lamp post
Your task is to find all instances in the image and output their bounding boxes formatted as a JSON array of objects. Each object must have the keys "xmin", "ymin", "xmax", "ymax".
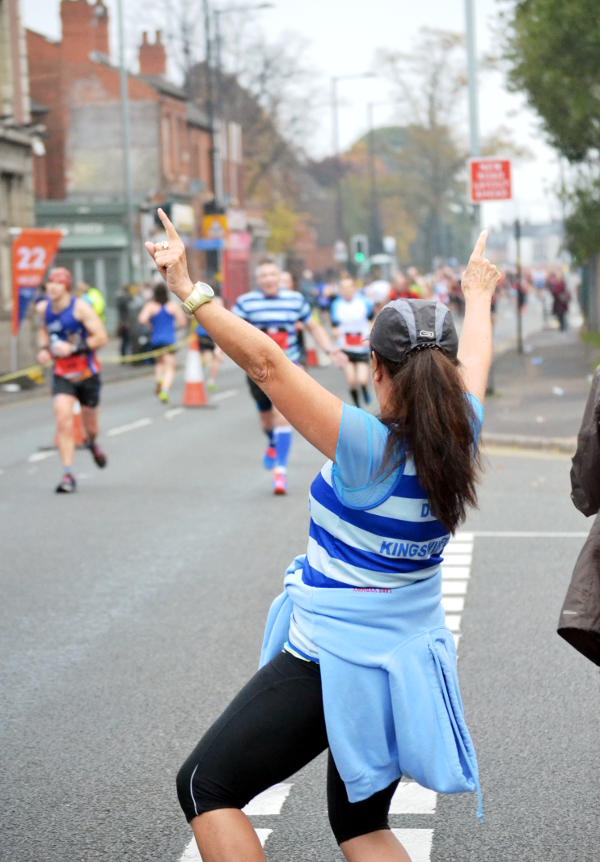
[
  {"xmin": 331, "ymin": 72, "xmax": 376, "ymax": 246},
  {"xmin": 465, "ymin": 0, "xmax": 481, "ymax": 235},
  {"xmin": 366, "ymin": 100, "xmax": 395, "ymax": 257},
  {"xmin": 116, "ymin": 0, "xmax": 135, "ymax": 282}
]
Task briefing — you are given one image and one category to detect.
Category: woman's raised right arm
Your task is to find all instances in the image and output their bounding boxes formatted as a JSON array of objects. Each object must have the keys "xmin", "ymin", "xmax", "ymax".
[{"xmin": 457, "ymin": 230, "xmax": 501, "ymax": 404}]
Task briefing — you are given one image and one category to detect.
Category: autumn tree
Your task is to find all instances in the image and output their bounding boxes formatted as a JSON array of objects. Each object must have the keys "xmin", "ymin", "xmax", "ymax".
[
  {"xmin": 375, "ymin": 27, "xmax": 525, "ymax": 269},
  {"xmin": 503, "ymin": 0, "xmax": 600, "ymax": 262}
]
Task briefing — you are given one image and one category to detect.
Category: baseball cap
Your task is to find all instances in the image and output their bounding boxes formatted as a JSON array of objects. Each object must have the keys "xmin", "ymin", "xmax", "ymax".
[
  {"xmin": 369, "ymin": 299, "xmax": 458, "ymax": 362},
  {"xmin": 47, "ymin": 267, "xmax": 73, "ymax": 290}
]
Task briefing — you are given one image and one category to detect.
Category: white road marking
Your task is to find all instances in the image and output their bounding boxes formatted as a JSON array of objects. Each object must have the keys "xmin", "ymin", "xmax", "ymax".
[
  {"xmin": 444, "ymin": 542, "xmax": 473, "ymax": 555},
  {"xmin": 454, "ymin": 531, "xmax": 473, "ymax": 541},
  {"xmin": 107, "ymin": 417, "xmax": 152, "ymax": 437},
  {"xmin": 390, "ymin": 781, "xmax": 437, "ymax": 814},
  {"xmin": 211, "ymin": 388, "xmax": 239, "ymax": 403},
  {"xmin": 442, "ymin": 581, "xmax": 468, "ymax": 596},
  {"xmin": 391, "ymin": 828, "xmax": 434, "ymax": 861},
  {"xmin": 445, "ymin": 613, "xmax": 462, "ymax": 633},
  {"xmin": 441, "ymin": 554, "xmax": 472, "ymax": 566},
  {"xmin": 243, "ymin": 783, "xmax": 292, "ymax": 815},
  {"xmin": 176, "ymin": 784, "xmax": 289, "ymax": 860},
  {"xmin": 165, "ymin": 408, "xmax": 184, "ymax": 420},
  {"xmin": 28, "ymin": 451, "xmax": 56, "ymax": 463},
  {"xmin": 470, "ymin": 531, "xmax": 588, "ymax": 538},
  {"xmin": 442, "ymin": 596, "xmax": 465, "ymax": 614},
  {"xmin": 442, "ymin": 566, "xmax": 471, "ymax": 580},
  {"xmin": 180, "ymin": 830, "xmax": 272, "ymax": 861}
]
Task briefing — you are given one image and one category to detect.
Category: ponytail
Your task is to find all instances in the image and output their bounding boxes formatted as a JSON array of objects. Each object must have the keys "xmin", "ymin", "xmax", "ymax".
[{"xmin": 375, "ymin": 348, "xmax": 480, "ymax": 533}]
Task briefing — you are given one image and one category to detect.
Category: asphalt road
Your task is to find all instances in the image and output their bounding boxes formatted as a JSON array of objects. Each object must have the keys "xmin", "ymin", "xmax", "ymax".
[{"xmin": 2, "ymin": 324, "xmax": 598, "ymax": 862}]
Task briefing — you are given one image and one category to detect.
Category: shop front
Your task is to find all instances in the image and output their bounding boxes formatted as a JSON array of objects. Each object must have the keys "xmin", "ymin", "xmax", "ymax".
[{"xmin": 36, "ymin": 202, "xmax": 130, "ymax": 333}]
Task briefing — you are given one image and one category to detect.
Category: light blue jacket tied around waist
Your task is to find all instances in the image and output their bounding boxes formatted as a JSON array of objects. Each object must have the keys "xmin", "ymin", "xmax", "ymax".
[{"xmin": 260, "ymin": 558, "xmax": 482, "ymax": 820}]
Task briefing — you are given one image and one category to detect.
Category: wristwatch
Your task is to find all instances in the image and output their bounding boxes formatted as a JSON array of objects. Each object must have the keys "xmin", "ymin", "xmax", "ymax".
[{"xmin": 181, "ymin": 281, "xmax": 215, "ymax": 315}]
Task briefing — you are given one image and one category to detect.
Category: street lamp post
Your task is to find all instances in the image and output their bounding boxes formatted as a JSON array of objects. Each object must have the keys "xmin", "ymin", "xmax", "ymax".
[
  {"xmin": 330, "ymin": 72, "xmax": 376, "ymax": 247},
  {"xmin": 116, "ymin": 0, "xmax": 135, "ymax": 282},
  {"xmin": 366, "ymin": 101, "xmax": 395, "ymax": 257}
]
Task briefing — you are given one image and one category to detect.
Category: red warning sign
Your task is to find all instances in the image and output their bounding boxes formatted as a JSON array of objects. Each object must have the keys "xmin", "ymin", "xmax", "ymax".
[{"xmin": 469, "ymin": 158, "xmax": 512, "ymax": 203}]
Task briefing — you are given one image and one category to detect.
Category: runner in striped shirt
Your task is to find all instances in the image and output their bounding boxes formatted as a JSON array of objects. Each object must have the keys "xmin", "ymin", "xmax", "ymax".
[{"xmin": 232, "ymin": 257, "xmax": 345, "ymax": 494}]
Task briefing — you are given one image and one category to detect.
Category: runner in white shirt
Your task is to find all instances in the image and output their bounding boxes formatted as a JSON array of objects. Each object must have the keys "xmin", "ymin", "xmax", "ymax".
[{"xmin": 329, "ymin": 275, "xmax": 374, "ymax": 407}]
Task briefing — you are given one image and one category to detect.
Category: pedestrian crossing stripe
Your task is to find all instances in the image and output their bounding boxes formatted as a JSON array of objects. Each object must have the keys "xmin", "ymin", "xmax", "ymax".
[
  {"xmin": 392, "ymin": 828, "xmax": 434, "ymax": 862},
  {"xmin": 242, "ymin": 782, "xmax": 292, "ymax": 815}
]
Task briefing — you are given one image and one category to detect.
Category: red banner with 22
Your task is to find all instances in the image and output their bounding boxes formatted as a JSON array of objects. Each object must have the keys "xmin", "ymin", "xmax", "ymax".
[{"xmin": 11, "ymin": 228, "xmax": 63, "ymax": 335}]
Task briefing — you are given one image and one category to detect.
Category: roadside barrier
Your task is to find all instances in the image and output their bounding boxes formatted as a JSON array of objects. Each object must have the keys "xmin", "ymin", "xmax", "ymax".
[{"xmin": 0, "ymin": 335, "xmax": 194, "ymax": 387}]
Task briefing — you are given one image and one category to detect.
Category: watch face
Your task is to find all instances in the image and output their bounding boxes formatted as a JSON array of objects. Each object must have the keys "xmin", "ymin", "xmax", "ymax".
[{"xmin": 196, "ymin": 281, "xmax": 214, "ymax": 298}]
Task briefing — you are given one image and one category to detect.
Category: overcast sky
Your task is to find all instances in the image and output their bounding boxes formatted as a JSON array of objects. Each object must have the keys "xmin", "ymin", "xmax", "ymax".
[{"xmin": 21, "ymin": 0, "xmax": 561, "ymax": 227}]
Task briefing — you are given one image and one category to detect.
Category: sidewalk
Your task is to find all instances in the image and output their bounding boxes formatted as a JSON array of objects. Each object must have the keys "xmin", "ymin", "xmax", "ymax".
[{"xmin": 482, "ymin": 325, "xmax": 599, "ymax": 453}]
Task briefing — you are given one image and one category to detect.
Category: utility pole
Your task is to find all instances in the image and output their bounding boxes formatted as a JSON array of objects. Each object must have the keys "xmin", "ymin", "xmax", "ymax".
[
  {"xmin": 367, "ymin": 102, "xmax": 382, "ymax": 256},
  {"xmin": 465, "ymin": 0, "xmax": 481, "ymax": 235},
  {"xmin": 515, "ymin": 218, "xmax": 524, "ymax": 354},
  {"xmin": 117, "ymin": 0, "xmax": 135, "ymax": 281},
  {"xmin": 331, "ymin": 77, "xmax": 344, "ymax": 245},
  {"xmin": 202, "ymin": 0, "xmax": 218, "ymax": 207}
]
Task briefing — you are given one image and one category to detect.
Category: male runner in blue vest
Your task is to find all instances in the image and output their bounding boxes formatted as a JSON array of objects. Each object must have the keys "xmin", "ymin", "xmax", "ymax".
[
  {"xmin": 37, "ymin": 267, "xmax": 108, "ymax": 493},
  {"xmin": 232, "ymin": 257, "xmax": 345, "ymax": 494}
]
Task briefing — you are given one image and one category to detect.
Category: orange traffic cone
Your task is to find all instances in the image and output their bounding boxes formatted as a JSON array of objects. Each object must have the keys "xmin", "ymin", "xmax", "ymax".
[
  {"xmin": 182, "ymin": 335, "xmax": 209, "ymax": 407},
  {"xmin": 304, "ymin": 330, "xmax": 319, "ymax": 367}
]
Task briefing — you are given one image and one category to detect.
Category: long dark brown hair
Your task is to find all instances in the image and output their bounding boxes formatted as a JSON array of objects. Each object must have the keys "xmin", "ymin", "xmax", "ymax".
[{"xmin": 374, "ymin": 347, "xmax": 480, "ymax": 534}]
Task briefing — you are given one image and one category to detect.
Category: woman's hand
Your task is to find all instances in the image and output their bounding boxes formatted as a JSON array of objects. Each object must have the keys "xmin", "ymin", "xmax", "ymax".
[
  {"xmin": 144, "ymin": 208, "xmax": 194, "ymax": 301},
  {"xmin": 461, "ymin": 230, "xmax": 501, "ymax": 299}
]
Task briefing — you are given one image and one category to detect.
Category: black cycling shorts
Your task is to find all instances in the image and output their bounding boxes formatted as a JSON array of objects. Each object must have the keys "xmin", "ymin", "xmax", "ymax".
[
  {"xmin": 176, "ymin": 650, "xmax": 399, "ymax": 845},
  {"xmin": 246, "ymin": 375, "xmax": 272, "ymax": 412},
  {"xmin": 52, "ymin": 374, "xmax": 101, "ymax": 408},
  {"xmin": 343, "ymin": 350, "xmax": 371, "ymax": 364},
  {"xmin": 197, "ymin": 335, "xmax": 216, "ymax": 352}
]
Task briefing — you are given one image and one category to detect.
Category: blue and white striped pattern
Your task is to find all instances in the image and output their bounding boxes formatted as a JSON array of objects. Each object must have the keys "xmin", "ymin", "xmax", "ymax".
[
  {"xmin": 232, "ymin": 289, "xmax": 312, "ymax": 363},
  {"xmin": 288, "ymin": 461, "xmax": 450, "ymax": 660}
]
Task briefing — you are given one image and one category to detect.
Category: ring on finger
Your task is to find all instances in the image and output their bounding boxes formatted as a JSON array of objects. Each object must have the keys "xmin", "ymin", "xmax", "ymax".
[{"xmin": 159, "ymin": 240, "xmax": 169, "ymax": 250}]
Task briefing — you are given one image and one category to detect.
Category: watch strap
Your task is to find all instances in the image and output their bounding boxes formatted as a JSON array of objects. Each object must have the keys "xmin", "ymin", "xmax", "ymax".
[{"xmin": 182, "ymin": 282, "xmax": 214, "ymax": 315}]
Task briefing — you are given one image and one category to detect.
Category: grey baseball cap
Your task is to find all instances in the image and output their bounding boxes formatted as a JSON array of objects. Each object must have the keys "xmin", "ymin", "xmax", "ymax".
[{"xmin": 369, "ymin": 299, "xmax": 458, "ymax": 362}]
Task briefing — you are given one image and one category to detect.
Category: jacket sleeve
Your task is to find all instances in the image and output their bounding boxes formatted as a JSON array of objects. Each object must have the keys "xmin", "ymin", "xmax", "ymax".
[{"xmin": 570, "ymin": 369, "xmax": 600, "ymax": 516}]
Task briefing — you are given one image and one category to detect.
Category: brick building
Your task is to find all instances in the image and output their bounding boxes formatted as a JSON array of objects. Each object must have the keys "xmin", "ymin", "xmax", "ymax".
[
  {"xmin": 0, "ymin": 0, "xmax": 44, "ymax": 322},
  {"xmin": 26, "ymin": 0, "xmax": 245, "ymax": 327}
]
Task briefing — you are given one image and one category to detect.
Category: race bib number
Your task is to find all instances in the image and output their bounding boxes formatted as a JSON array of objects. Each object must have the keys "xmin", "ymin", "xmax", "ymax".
[
  {"xmin": 345, "ymin": 332, "xmax": 363, "ymax": 347},
  {"xmin": 266, "ymin": 329, "xmax": 289, "ymax": 350}
]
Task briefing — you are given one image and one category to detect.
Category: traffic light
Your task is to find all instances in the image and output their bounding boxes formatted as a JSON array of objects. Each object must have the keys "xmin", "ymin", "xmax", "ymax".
[{"xmin": 350, "ymin": 234, "xmax": 369, "ymax": 264}]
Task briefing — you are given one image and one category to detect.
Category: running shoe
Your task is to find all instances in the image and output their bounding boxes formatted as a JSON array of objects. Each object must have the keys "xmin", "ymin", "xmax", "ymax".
[
  {"xmin": 263, "ymin": 445, "xmax": 276, "ymax": 469},
  {"xmin": 207, "ymin": 380, "xmax": 217, "ymax": 393},
  {"xmin": 86, "ymin": 439, "xmax": 107, "ymax": 468},
  {"xmin": 273, "ymin": 469, "xmax": 287, "ymax": 495},
  {"xmin": 158, "ymin": 389, "xmax": 169, "ymax": 404},
  {"xmin": 55, "ymin": 473, "xmax": 76, "ymax": 494}
]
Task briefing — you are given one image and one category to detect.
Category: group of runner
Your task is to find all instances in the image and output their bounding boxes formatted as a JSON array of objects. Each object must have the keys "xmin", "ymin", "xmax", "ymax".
[{"xmin": 36, "ymin": 258, "xmax": 387, "ymax": 496}]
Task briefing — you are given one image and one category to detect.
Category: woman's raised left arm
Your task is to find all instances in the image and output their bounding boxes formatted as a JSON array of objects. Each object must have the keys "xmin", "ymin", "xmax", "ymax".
[{"xmin": 146, "ymin": 209, "xmax": 343, "ymax": 461}]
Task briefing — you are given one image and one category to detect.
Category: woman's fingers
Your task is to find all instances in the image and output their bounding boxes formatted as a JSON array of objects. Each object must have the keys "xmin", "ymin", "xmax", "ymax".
[
  {"xmin": 469, "ymin": 229, "xmax": 488, "ymax": 262},
  {"xmin": 144, "ymin": 241, "xmax": 157, "ymax": 260},
  {"xmin": 157, "ymin": 207, "xmax": 180, "ymax": 242}
]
